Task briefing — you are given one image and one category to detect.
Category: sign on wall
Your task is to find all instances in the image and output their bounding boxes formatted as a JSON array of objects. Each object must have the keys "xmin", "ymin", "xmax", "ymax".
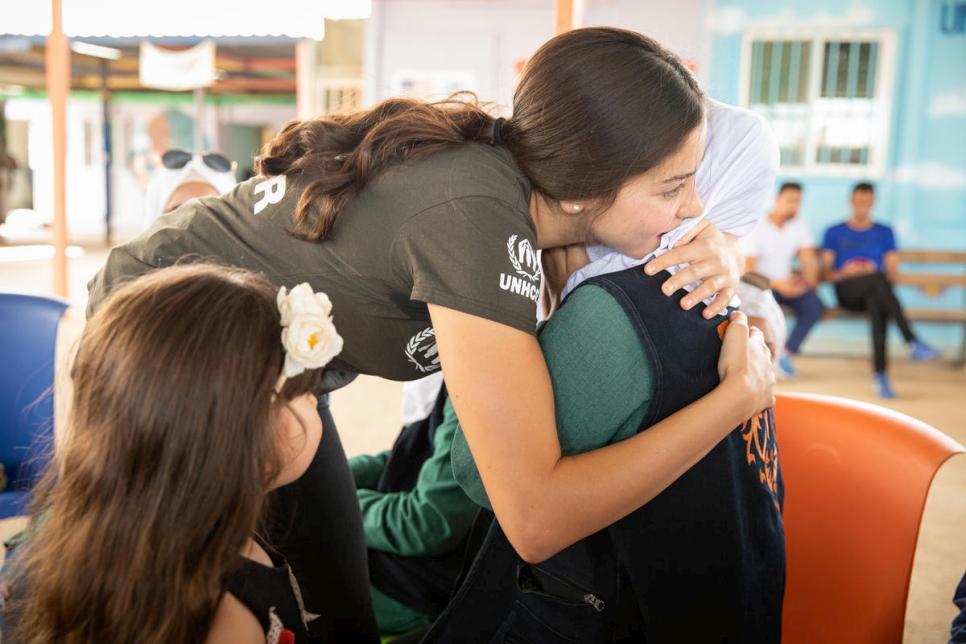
[{"xmin": 389, "ymin": 69, "xmax": 477, "ymax": 100}]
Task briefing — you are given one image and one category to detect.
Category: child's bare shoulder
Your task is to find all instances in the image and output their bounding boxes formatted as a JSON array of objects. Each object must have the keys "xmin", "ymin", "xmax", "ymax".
[{"xmin": 205, "ymin": 592, "xmax": 265, "ymax": 644}]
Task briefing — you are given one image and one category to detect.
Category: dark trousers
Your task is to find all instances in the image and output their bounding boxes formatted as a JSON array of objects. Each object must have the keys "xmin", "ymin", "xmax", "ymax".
[
  {"xmin": 267, "ymin": 397, "xmax": 380, "ymax": 643},
  {"xmin": 368, "ymin": 542, "xmax": 467, "ymax": 621},
  {"xmin": 834, "ymin": 272, "xmax": 916, "ymax": 373},
  {"xmin": 422, "ymin": 511, "xmax": 632, "ymax": 643},
  {"xmin": 773, "ymin": 289, "xmax": 825, "ymax": 354}
]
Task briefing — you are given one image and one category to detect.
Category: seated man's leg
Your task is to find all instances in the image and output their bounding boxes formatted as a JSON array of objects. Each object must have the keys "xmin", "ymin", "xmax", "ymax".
[
  {"xmin": 775, "ymin": 290, "xmax": 825, "ymax": 355},
  {"xmin": 833, "ymin": 273, "xmax": 876, "ymax": 313},
  {"xmin": 836, "ymin": 275, "xmax": 889, "ymax": 373},
  {"xmin": 866, "ymin": 289, "xmax": 890, "ymax": 375},
  {"xmin": 864, "ymin": 272, "xmax": 939, "ymax": 360},
  {"xmin": 835, "ymin": 275, "xmax": 895, "ymax": 396},
  {"xmin": 866, "ymin": 272, "xmax": 916, "ymax": 343}
]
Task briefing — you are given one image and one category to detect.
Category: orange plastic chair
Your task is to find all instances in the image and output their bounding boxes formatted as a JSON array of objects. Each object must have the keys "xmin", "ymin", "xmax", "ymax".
[{"xmin": 775, "ymin": 392, "xmax": 965, "ymax": 643}]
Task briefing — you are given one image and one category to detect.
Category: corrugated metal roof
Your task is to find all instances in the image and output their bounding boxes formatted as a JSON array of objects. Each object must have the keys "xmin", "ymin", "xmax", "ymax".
[
  {"xmin": 0, "ymin": 38, "xmax": 301, "ymax": 94},
  {"xmin": 0, "ymin": 0, "xmax": 370, "ymax": 38}
]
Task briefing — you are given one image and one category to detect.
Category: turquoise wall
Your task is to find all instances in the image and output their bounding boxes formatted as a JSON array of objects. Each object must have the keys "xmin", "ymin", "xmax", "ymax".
[
  {"xmin": 709, "ymin": 0, "xmax": 966, "ymax": 351},
  {"xmin": 709, "ymin": 0, "xmax": 965, "ymax": 246}
]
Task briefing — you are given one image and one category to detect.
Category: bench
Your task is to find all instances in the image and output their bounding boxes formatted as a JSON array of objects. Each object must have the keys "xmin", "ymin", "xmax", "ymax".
[{"xmin": 747, "ymin": 250, "xmax": 966, "ymax": 366}]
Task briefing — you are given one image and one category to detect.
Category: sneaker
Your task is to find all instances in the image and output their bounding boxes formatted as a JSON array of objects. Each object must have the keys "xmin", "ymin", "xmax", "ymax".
[
  {"xmin": 908, "ymin": 339, "xmax": 940, "ymax": 361},
  {"xmin": 873, "ymin": 372, "xmax": 896, "ymax": 399},
  {"xmin": 777, "ymin": 352, "xmax": 798, "ymax": 379}
]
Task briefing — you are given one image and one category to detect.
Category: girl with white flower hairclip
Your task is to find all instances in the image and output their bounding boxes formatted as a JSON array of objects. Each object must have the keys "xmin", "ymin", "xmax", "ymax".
[{"xmin": 5, "ymin": 265, "xmax": 340, "ymax": 644}]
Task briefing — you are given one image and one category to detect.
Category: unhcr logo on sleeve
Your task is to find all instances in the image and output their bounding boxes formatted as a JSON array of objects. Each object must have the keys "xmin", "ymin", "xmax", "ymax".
[
  {"xmin": 405, "ymin": 326, "xmax": 441, "ymax": 373},
  {"xmin": 499, "ymin": 235, "xmax": 541, "ymax": 302}
]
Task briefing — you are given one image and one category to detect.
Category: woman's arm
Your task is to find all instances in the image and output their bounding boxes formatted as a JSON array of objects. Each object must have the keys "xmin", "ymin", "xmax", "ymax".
[{"xmin": 430, "ymin": 303, "xmax": 773, "ymax": 563}]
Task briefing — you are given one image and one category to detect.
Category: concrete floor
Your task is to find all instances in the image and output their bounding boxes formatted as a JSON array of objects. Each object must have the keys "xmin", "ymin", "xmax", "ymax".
[{"xmin": 2, "ymin": 224, "xmax": 964, "ymax": 642}]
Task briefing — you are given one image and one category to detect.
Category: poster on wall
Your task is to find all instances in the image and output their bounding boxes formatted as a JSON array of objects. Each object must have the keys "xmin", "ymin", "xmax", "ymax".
[{"xmin": 389, "ymin": 69, "xmax": 477, "ymax": 100}]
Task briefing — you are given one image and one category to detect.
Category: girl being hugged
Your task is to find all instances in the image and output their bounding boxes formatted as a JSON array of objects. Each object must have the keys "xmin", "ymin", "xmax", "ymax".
[{"xmin": 5, "ymin": 264, "xmax": 341, "ymax": 644}]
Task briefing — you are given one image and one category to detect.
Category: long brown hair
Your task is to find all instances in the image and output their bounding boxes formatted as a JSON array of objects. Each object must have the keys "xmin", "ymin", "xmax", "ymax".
[
  {"xmin": 9, "ymin": 264, "xmax": 323, "ymax": 644},
  {"xmin": 256, "ymin": 26, "xmax": 704, "ymax": 243}
]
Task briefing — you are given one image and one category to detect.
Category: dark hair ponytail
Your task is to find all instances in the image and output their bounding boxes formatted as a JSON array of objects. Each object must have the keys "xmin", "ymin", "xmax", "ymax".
[{"xmin": 256, "ymin": 93, "xmax": 500, "ymax": 242}]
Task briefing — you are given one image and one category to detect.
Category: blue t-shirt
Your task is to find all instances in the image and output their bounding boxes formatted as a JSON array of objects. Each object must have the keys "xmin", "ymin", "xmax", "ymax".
[{"xmin": 822, "ymin": 222, "xmax": 896, "ymax": 272}]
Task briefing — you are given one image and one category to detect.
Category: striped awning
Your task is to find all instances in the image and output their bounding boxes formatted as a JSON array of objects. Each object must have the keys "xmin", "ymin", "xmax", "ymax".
[{"xmin": 0, "ymin": 0, "xmax": 371, "ymax": 39}]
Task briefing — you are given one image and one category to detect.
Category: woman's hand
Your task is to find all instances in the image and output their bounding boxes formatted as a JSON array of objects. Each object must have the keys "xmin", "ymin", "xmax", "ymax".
[
  {"xmin": 644, "ymin": 219, "xmax": 743, "ymax": 319},
  {"xmin": 718, "ymin": 310, "xmax": 776, "ymax": 418}
]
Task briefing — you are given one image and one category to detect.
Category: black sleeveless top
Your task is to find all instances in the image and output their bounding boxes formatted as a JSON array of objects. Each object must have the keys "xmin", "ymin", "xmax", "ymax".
[
  {"xmin": 422, "ymin": 266, "xmax": 785, "ymax": 643},
  {"xmin": 591, "ymin": 266, "xmax": 785, "ymax": 642},
  {"xmin": 227, "ymin": 536, "xmax": 314, "ymax": 644}
]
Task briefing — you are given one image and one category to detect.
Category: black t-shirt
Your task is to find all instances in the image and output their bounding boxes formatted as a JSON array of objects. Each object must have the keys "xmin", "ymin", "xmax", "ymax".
[
  {"xmin": 227, "ymin": 537, "xmax": 312, "ymax": 643},
  {"xmin": 87, "ymin": 144, "xmax": 539, "ymax": 388}
]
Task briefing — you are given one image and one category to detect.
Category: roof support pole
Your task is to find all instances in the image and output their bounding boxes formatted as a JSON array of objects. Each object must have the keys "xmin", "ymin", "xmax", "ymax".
[
  {"xmin": 47, "ymin": 0, "xmax": 69, "ymax": 297},
  {"xmin": 193, "ymin": 87, "xmax": 205, "ymax": 153},
  {"xmin": 556, "ymin": 0, "xmax": 582, "ymax": 34},
  {"xmin": 101, "ymin": 58, "xmax": 113, "ymax": 246},
  {"xmin": 296, "ymin": 38, "xmax": 314, "ymax": 120}
]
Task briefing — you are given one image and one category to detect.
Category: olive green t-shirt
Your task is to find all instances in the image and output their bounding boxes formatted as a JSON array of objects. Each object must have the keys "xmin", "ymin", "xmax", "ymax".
[{"xmin": 87, "ymin": 144, "xmax": 538, "ymax": 388}]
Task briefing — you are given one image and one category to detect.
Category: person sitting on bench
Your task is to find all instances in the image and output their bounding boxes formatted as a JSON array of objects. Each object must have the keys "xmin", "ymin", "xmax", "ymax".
[{"xmin": 821, "ymin": 182, "xmax": 940, "ymax": 399}]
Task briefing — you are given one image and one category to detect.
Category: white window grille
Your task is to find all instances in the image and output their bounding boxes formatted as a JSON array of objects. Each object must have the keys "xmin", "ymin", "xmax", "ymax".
[
  {"xmin": 739, "ymin": 31, "xmax": 896, "ymax": 177},
  {"xmin": 317, "ymin": 79, "xmax": 363, "ymax": 116}
]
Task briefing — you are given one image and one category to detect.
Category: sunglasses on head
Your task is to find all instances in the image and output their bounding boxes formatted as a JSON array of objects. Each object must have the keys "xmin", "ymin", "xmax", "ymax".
[{"xmin": 161, "ymin": 149, "xmax": 235, "ymax": 174}]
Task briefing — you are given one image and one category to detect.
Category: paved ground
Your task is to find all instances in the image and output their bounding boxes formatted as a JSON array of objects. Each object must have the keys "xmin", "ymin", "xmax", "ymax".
[{"xmin": 2, "ymin": 224, "xmax": 964, "ymax": 642}]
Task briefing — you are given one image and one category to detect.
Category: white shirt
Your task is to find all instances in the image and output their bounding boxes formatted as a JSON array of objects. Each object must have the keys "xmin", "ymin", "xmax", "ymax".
[{"xmin": 741, "ymin": 215, "xmax": 815, "ymax": 282}]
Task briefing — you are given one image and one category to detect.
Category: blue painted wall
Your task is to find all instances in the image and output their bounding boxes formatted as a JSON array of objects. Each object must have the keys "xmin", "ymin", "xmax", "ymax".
[{"xmin": 708, "ymin": 0, "xmax": 966, "ymax": 352}]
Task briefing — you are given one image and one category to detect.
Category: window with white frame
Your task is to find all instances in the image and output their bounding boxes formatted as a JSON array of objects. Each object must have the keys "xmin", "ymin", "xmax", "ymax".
[{"xmin": 740, "ymin": 31, "xmax": 895, "ymax": 176}]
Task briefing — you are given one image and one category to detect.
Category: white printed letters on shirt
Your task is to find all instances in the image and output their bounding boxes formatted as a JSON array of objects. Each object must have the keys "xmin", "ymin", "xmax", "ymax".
[
  {"xmin": 499, "ymin": 235, "xmax": 541, "ymax": 303},
  {"xmin": 253, "ymin": 175, "xmax": 287, "ymax": 215}
]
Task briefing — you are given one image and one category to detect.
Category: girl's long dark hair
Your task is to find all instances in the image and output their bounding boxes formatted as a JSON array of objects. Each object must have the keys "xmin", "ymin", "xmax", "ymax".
[
  {"xmin": 9, "ymin": 264, "xmax": 323, "ymax": 644},
  {"xmin": 256, "ymin": 26, "xmax": 705, "ymax": 243}
]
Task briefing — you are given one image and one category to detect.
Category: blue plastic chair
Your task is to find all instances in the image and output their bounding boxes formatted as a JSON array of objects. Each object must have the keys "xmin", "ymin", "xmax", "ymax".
[{"xmin": 0, "ymin": 291, "xmax": 71, "ymax": 519}]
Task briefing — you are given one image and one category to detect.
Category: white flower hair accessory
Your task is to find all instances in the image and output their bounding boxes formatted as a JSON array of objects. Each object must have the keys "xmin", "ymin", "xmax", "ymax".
[{"xmin": 277, "ymin": 283, "xmax": 344, "ymax": 380}]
